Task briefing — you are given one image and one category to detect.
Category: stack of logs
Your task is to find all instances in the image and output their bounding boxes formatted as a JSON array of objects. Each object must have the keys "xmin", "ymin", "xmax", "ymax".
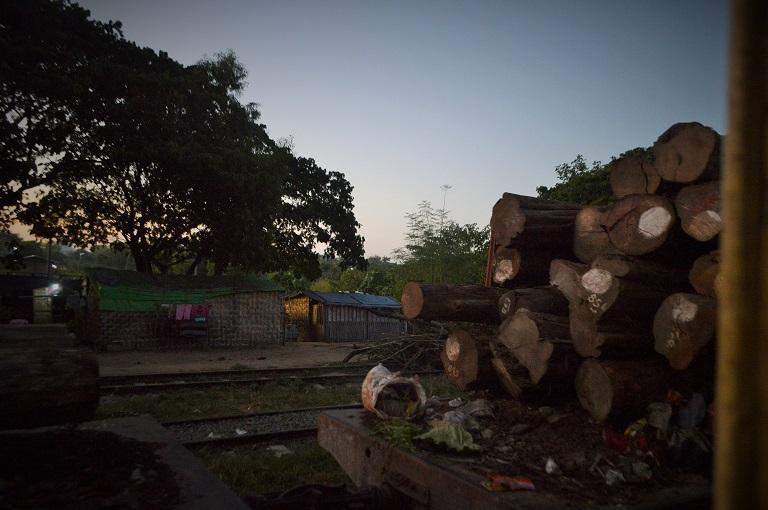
[{"xmin": 401, "ymin": 121, "xmax": 720, "ymax": 423}]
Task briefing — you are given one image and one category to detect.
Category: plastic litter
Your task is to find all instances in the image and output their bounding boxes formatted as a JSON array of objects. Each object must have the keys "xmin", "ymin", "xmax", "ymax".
[
  {"xmin": 266, "ymin": 445, "xmax": 292, "ymax": 458},
  {"xmin": 545, "ymin": 457, "xmax": 561, "ymax": 475},
  {"xmin": 234, "ymin": 428, "xmax": 247, "ymax": 436},
  {"xmin": 415, "ymin": 422, "xmax": 481, "ymax": 452},
  {"xmin": 647, "ymin": 402, "xmax": 673, "ymax": 432},
  {"xmin": 677, "ymin": 393, "xmax": 707, "ymax": 429},
  {"xmin": 482, "ymin": 474, "xmax": 536, "ymax": 492},
  {"xmin": 632, "ymin": 460, "xmax": 653, "ymax": 481},
  {"xmin": 605, "ymin": 468, "xmax": 625, "ymax": 486},
  {"xmin": 361, "ymin": 364, "xmax": 426, "ymax": 420}
]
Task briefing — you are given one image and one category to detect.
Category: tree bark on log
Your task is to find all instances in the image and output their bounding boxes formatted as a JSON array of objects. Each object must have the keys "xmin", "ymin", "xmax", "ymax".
[
  {"xmin": 601, "ymin": 194, "xmax": 677, "ymax": 256},
  {"xmin": 610, "ymin": 156, "xmax": 661, "ymax": 198},
  {"xmin": 497, "ymin": 286, "xmax": 569, "ymax": 320},
  {"xmin": 689, "ymin": 251, "xmax": 720, "ymax": 298},
  {"xmin": 573, "ymin": 207, "xmax": 621, "ymax": 263},
  {"xmin": 591, "ymin": 254, "xmax": 690, "ymax": 290},
  {"xmin": 652, "ymin": 122, "xmax": 721, "ymax": 183},
  {"xmin": 490, "ymin": 193, "xmax": 581, "ymax": 248},
  {"xmin": 401, "ymin": 282, "xmax": 500, "ymax": 323},
  {"xmin": 440, "ymin": 330, "xmax": 496, "ymax": 390},
  {"xmin": 575, "ymin": 358, "xmax": 673, "ymax": 422},
  {"xmin": 0, "ymin": 347, "xmax": 99, "ymax": 430},
  {"xmin": 675, "ymin": 181, "xmax": 722, "ymax": 241},
  {"xmin": 653, "ymin": 293, "xmax": 717, "ymax": 370}
]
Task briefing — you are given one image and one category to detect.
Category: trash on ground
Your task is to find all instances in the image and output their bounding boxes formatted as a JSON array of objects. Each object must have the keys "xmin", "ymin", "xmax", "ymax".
[
  {"xmin": 482, "ymin": 474, "xmax": 536, "ymax": 492},
  {"xmin": 266, "ymin": 445, "xmax": 292, "ymax": 458},
  {"xmin": 545, "ymin": 457, "xmax": 561, "ymax": 475},
  {"xmin": 361, "ymin": 364, "xmax": 426, "ymax": 420},
  {"xmin": 415, "ymin": 422, "xmax": 481, "ymax": 452}
]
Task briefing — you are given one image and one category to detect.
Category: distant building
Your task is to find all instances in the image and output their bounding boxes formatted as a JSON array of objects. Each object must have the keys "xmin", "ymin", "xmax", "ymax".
[
  {"xmin": 84, "ymin": 268, "xmax": 285, "ymax": 350},
  {"xmin": 284, "ymin": 291, "xmax": 407, "ymax": 342},
  {"xmin": 0, "ymin": 275, "xmax": 81, "ymax": 324}
]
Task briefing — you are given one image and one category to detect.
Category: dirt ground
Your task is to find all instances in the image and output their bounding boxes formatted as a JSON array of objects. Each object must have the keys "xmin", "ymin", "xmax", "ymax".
[{"xmin": 97, "ymin": 342, "xmax": 361, "ymax": 376}]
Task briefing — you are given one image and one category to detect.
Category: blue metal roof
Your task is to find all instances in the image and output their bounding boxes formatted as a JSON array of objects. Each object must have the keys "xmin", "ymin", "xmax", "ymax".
[{"xmin": 293, "ymin": 291, "xmax": 401, "ymax": 308}]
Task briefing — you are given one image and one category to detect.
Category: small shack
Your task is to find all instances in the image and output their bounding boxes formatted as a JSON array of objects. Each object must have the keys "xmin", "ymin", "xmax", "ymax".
[
  {"xmin": 85, "ymin": 268, "xmax": 285, "ymax": 350},
  {"xmin": 284, "ymin": 291, "xmax": 406, "ymax": 342}
]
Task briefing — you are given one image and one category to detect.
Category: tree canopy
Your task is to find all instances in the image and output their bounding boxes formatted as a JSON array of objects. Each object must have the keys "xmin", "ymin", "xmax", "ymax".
[
  {"xmin": 536, "ymin": 147, "xmax": 651, "ymax": 205},
  {"xmin": 1, "ymin": 0, "xmax": 364, "ymax": 277}
]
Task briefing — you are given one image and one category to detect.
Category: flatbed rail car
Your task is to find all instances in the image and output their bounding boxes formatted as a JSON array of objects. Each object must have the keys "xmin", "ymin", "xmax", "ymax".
[{"xmin": 318, "ymin": 409, "xmax": 710, "ymax": 510}]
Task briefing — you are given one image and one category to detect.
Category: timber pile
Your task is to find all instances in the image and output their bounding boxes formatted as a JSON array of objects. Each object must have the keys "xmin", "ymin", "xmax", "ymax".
[{"xmin": 402, "ymin": 121, "xmax": 720, "ymax": 423}]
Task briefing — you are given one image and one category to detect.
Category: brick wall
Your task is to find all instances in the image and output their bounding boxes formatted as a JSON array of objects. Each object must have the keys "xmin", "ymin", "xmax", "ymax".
[{"xmin": 88, "ymin": 292, "xmax": 284, "ymax": 350}]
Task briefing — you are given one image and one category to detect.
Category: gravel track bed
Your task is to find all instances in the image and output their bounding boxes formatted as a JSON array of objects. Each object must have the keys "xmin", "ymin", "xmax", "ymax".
[{"xmin": 165, "ymin": 407, "xmax": 355, "ymax": 442}]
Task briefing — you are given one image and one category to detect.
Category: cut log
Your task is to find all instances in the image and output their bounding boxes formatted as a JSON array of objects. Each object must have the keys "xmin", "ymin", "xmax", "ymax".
[
  {"xmin": 492, "ymin": 244, "xmax": 574, "ymax": 288},
  {"xmin": 591, "ymin": 254, "xmax": 690, "ymax": 290},
  {"xmin": 550, "ymin": 259, "xmax": 667, "ymax": 357},
  {"xmin": 440, "ymin": 330, "xmax": 496, "ymax": 390},
  {"xmin": 652, "ymin": 122, "xmax": 721, "ymax": 183},
  {"xmin": 602, "ymin": 194, "xmax": 677, "ymax": 256},
  {"xmin": 573, "ymin": 207, "xmax": 621, "ymax": 263},
  {"xmin": 490, "ymin": 193, "xmax": 581, "ymax": 248},
  {"xmin": 575, "ymin": 358, "xmax": 673, "ymax": 422},
  {"xmin": 497, "ymin": 286, "xmax": 569, "ymax": 319},
  {"xmin": 675, "ymin": 181, "xmax": 722, "ymax": 241},
  {"xmin": 653, "ymin": 293, "xmax": 717, "ymax": 370},
  {"xmin": 401, "ymin": 282, "xmax": 499, "ymax": 323},
  {"xmin": 609, "ymin": 156, "xmax": 661, "ymax": 198},
  {"xmin": 496, "ymin": 310, "xmax": 571, "ymax": 384},
  {"xmin": 689, "ymin": 251, "xmax": 720, "ymax": 298},
  {"xmin": 0, "ymin": 347, "xmax": 99, "ymax": 430},
  {"xmin": 491, "ymin": 246, "xmax": 521, "ymax": 285},
  {"xmin": 489, "ymin": 332, "xmax": 577, "ymax": 401}
]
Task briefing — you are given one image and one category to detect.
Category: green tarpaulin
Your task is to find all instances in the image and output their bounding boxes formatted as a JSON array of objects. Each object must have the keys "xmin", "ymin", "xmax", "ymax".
[{"xmin": 86, "ymin": 268, "xmax": 284, "ymax": 312}]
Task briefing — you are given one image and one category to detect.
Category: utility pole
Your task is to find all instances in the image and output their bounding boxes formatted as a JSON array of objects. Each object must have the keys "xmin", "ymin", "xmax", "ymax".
[{"xmin": 437, "ymin": 185, "xmax": 452, "ymax": 283}]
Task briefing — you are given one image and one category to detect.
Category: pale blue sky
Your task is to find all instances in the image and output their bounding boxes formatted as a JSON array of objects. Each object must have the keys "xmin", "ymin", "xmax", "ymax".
[{"xmin": 78, "ymin": 0, "xmax": 729, "ymax": 256}]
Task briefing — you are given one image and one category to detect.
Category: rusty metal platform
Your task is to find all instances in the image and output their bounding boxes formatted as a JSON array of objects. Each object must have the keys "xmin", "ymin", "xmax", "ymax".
[{"xmin": 317, "ymin": 409, "xmax": 711, "ymax": 510}]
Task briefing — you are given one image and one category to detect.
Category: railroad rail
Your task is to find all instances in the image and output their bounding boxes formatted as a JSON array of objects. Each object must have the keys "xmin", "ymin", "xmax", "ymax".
[
  {"xmin": 101, "ymin": 365, "xmax": 440, "ymax": 394},
  {"xmin": 163, "ymin": 404, "xmax": 363, "ymax": 448}
]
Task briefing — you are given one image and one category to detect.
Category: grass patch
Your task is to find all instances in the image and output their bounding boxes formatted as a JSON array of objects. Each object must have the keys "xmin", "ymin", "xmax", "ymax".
[
  {"xmin": 97, "ymin": 376, "xmax": 464, "ymax": 422},
  {"xmin": 97, "ymin": 381, "xmax": 360, "ymax": 422},
  {"xmin": 195, "ymin": 442, "xmax": 350, "ymax": 495}
]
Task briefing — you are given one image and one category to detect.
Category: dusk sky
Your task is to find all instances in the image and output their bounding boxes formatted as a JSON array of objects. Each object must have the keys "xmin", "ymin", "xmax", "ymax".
[{"xmin": 78, "ymin": 0, "xmax": 729, "ymax": 257}]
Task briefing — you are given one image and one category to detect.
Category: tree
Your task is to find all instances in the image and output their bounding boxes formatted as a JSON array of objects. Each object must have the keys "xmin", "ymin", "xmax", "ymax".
[
  {"xmin": 536, "ymin": 148, "xmax": 651, "ymax": 206},
  {"xmin": 2, "ymin": 1, "xmax": 365, "ymax": 277},
  {"xmin": 391, "ymin": 201, "xmax": 489, "ymax": 298},
  {"xmin": 0, "ymin": 0, "xmax": 125, "ymax": 226}
]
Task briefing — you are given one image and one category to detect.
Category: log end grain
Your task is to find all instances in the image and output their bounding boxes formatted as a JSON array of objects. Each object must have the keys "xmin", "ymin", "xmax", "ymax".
[
  {"xmin": 575, "ymin": 358, "xmax": 613, "ymax": 422},
  {"xmin": 652, "ymin": 122, "xmax": 720, "ymax": 183},
  {"xmin": 653, "ymin": 293, "xmax": 717, "ymax": 370}
]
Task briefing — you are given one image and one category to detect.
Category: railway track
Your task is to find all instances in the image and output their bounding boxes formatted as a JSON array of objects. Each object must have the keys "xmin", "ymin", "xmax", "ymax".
[
  {"xmin": 101, "ymin": 365, "xmax": 440, "ymax": 394},
  {"xmin": 163, "ymin": 404, "xmax": 363, "ymax": 447}
]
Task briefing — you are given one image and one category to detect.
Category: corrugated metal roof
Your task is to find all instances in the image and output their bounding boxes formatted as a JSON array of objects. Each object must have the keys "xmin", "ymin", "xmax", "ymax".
[{"xmin": 292, "ymin": 291, "xmax": 400, "ymax": 308}]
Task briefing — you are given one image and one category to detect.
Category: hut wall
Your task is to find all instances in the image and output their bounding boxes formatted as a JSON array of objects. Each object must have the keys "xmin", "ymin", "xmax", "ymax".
[
  {"xmin": 90, "ymin": 292, "xmax": 284, "ymax": 350},
  {"xmin": 321, "ymin": 305, "xmax": 405, "ymax": 342}
]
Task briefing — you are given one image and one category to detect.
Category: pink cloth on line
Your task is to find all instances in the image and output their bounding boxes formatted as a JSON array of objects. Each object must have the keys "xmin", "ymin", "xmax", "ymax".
[
  {"xmin": 182, "ymin": 304, "xmax": 192, "ymax": 320},
  {"xmin": 191, "ymin": 304, "xmax": 209, "ymax": 318},
  {"xmin": 175, "ymin": 305, "xmax": 185, "ymax": 321}
]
